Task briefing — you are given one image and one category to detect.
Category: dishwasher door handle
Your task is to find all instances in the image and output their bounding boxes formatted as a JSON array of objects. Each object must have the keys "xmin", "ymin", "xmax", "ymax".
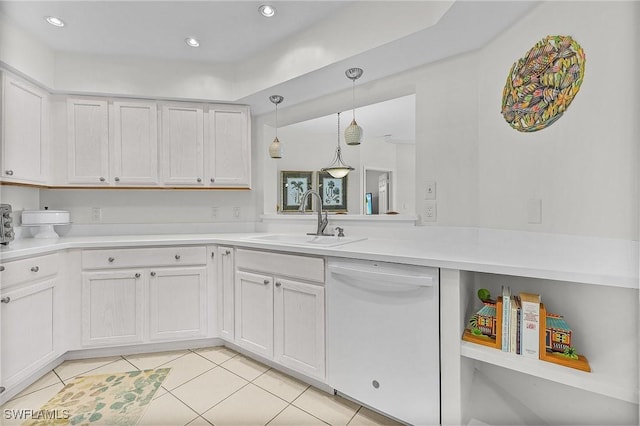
[{"xmin": 329, "ymin": 264, "xmax": 434, "ymax": 288}]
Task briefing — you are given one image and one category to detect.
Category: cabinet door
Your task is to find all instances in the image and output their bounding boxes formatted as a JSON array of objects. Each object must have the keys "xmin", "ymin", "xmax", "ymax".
[
  {"xmin": 217, "ymin": 247, "xmax": 235, "ymax": 340},
  {"xmin": 274, "ymin": 278, "xmax": 325, "ymax": 379},
  {"xmin": 1, "ymin": 73, "xmax": 48, "ymax": 184},
  {"xmin": 207, "ymin": 106, "xmax": 250, "ymax": 188},
  {"xmin": 148, "ymin": 267, "xmax": 207, "ymax": 340},
  {"xmin": 235, "ymin": 270, "xmax": 273, "ymax": 358},
  {"xmin": 112, "ymin": 101, "xmax": 158, "ymax": 185},
  {"xmin": 82, "ymin": 270, "xmax": 144, "ymax": 346},
  {"xmin": 161, "ymin": 104, "xmax": 204, "ymax": 186},
  {"xmin": 67, "ymin": 98, "xmax": 109, "ymax": 185},
  {"xmin": 1, "ymin": 279, "xmax": 56, "ymax": 392}
]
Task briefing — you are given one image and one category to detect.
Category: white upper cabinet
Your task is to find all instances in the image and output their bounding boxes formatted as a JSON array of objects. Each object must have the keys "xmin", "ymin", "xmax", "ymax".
[
  {"xmin": 1, "ymin": 73, "xmax": 49, "ymax": 184},
  {"xmin": 67, "ymin": 98, "xmax": 109, "ymax": 185},
  {"xmin": 112, "ymin": 101, "xmax": 159, "ymax": 185},
  {"xmin": 0, "ymin": 72, "xmax": 250, "ymax": 190},
  {"xmin": 161, "ymin": 104, "xmax": 205, "ymax": 186},
  {"xmin": 207, "ymin": 106, "xmax": 251, "ymax": 188}
]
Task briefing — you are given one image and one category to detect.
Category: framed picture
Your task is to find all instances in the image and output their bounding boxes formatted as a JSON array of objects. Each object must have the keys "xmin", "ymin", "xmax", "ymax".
[
  {"xmin": 317, "ymin": 171, "xmax": 347, "ymax": 212},
  {"xmin": 281, "ymin": 171, "xmax": 312, "ymax": 212}
]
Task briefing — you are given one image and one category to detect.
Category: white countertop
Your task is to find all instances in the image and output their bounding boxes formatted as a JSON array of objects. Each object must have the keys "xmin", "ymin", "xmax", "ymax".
[{"xmin": 1, "ymin": 229, "xmax": 637, "ymax": 289}]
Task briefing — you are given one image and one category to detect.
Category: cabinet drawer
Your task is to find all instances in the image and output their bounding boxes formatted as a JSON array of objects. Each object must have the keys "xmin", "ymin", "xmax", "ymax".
[
  {"xmin": 0, "ymin": 253, "xmax": 59, "ymax": 289},
  {"xmin": 235, "ymin": 249, "xmax": 324, "ymax": 283},
  {"xmin": 82, "ymin": 246, "xmax": 207, "ymax": 269}
]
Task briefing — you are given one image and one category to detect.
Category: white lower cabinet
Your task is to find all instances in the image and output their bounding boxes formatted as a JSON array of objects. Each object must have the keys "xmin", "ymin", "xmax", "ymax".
[
  {"xmin": 82, "ymin": 270, "xmax": 145, "ymax": 346},
  {"xmin": 80, "ymin": 246, "xmax": 210, "ymax": 347},
  {"xmin": 1, "ymin": 279, "xmax": 56, "ymax": 393},
  {"xmin": 0, "ymin": 253, "xmax": 61, "ymax": 400},
  {"xmin": 274, "ymin": 278, "xmax": 325, "ymax": 380},
  {"xmin": 216, "ymin": 246, "xmax": 235, "ymax": 340},
  {"xmin": 235, "ymin": 271, "xmax": 274, "ymax": 358},
  {"xmin": 149, "ymin": 267, "xmax": 207, "ymax": 341},
  {"xmin": 233, "ymin": 249, "xmax": 326, "ymax": 381}
]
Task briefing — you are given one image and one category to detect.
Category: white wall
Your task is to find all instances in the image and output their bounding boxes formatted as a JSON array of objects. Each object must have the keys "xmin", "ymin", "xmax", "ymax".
[
  {"xmin": 474, "ymin": 1, "xmax": 639, "ymax": 239},
  {"xmin": 39, "ymin": 189, "xmax": 256, "ymax": 225},
  {"xmin": 0, "ymin": 11, "xmax": 55, "ymax": 88},
  {"xmin": 414, "ymin": 1, "xmax": 638, "ymax": 239}
]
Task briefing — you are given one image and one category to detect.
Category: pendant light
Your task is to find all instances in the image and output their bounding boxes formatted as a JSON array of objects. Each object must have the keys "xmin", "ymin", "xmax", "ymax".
[
  {"xmin": 321, "ymin": 112, "xmax": 354, "ymax": 178},
  {"xmin": 268, "ymin": 95, "xmax": 284, "ymax": 159},
  {"xmin": 344, "ymin": 67, "xmax": 364, "ymax": 145}
]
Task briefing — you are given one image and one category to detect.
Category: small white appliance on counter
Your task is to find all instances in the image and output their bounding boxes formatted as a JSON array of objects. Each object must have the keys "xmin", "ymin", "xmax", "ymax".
[
  {"xmin": 21, "ymin": 209, "xmax": 71, "ymax": 239},
  {"xmin": 327, "ymin": 258, "xmax": 440, "ymax": 426}
]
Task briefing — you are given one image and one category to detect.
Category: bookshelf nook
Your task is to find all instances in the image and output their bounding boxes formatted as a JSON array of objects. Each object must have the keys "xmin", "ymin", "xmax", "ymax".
[{"xmin": 462, "ymin": 295, "xmax": 591, "ymax": 372}]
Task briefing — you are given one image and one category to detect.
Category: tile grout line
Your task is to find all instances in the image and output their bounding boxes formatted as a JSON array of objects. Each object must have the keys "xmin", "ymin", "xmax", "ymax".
[
  {"xmin": 286, "ymin": 385, "xmax": 338, "ymax": 426},
  {"xmin": 52, "ymin": 369, "xmax": 65, "ymax": 386},
  {"xmin": 346, "ymin": 405, "xmax": 364, "ymax": 425},
  {"xmin": 188, "ymin": 348, "xmax": 239, "ymax": 365},
  {"xmin": 161, "ymin": 365, "xmax": 218, "ymax": 394},
  {"xmin": 183, "ymin": 377, "xmax": 254, "ymax": 418}
]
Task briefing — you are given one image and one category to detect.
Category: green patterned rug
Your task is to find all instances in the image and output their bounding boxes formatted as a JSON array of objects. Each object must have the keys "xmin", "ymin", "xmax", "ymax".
[{"xmin": 23, "ymin": 368, "xmax": 170, "ymax": 425}]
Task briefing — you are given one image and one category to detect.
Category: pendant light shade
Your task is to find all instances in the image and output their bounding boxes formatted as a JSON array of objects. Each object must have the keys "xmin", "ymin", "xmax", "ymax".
[
  {"xmin": 344, "ymin": 67, "xmax": 364, "ymax": 146},
  {"xmin": 268, "ymin": 95, "xmax": 284, "ymax": 159},
  {"xmin": 321, "ymin": 112, "xmax": 354, "ymax": 178}
]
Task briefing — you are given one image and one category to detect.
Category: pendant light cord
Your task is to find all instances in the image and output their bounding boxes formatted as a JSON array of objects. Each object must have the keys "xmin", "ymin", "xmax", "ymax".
[
  {"xmin": 352, "ymin": 80, "xmax": 356, "ymax": 121},
  {"xmin": 275, "ymin": 103, "xmax": 278, "ymax": 138},
  {"xmin": 337, "ymin": 112, "xmax": 341, "ymax": 152}
]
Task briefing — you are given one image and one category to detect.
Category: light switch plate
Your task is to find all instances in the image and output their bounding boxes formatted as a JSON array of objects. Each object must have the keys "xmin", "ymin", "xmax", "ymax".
[
  {"xmin": 527, "ymin": 199, "xmax": 542, "ymax": 224},
  {"xmin": 425, "ymin": 181, "xmax": 436, "ymax": 200}
]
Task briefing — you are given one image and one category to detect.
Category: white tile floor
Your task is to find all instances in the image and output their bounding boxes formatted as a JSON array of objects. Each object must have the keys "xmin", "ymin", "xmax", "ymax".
[{"xmin": 1, "ymin": 346, "xmax": 402, "ymax": 426}]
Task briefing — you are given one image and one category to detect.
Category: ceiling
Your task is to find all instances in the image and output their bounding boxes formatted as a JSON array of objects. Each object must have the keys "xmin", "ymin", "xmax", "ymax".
[{"xmin": 0, "ymin": 1, "xmax": 352, "ymax": 63}]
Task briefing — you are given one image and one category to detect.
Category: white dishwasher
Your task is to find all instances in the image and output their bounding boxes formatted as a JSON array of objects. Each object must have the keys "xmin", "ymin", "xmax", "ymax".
[{"xmin": 327, "ymin": 258, "xmax": 440, "ymax": 426}]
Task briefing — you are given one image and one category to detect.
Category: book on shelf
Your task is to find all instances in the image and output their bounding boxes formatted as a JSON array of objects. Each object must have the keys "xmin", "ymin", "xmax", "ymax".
[
  {"xmin": 501, "ymin": 286, "xmax": 511, "ymax": 352},
  {"xmin": 520, "ymin": 292, "xmax": 541, "ymax": 359},
  {"xmin": 509, "ymin": 295, "xmax": 521, "ymax": 354}
]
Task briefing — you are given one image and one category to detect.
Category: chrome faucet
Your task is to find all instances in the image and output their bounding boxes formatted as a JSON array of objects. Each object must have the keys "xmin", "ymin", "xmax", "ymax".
[{"xmin": 298, "ymin": 190, "xmax": 333, "ymax": 236}]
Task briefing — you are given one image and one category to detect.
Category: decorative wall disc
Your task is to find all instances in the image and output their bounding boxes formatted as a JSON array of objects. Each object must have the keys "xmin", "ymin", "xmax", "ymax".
[{"xmin": 501, "ymin": 35, "xmax": 585, "ymax": 132}]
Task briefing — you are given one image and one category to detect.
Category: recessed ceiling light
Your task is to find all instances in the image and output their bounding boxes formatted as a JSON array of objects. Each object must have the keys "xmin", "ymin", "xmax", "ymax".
[
  {"xmin": 259, "ymin": 4, "xmax": 276, "ymax": 18},
  {"xmin": 45, "ymin": 16, "xmax": 65, "ymax": 27},
  {"xmin": 185, "ymin": 37, "xmax": 200, "ymax": 48}
]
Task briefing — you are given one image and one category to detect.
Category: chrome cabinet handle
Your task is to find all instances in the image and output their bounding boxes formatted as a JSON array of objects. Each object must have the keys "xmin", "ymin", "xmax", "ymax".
[
  {"xmin": 211, "ymin": 252, "xmax": 215, "ymax": 259},
  {"xmin": 30, "ymin": 266, "xmax": 39, "ymax": 272},
  {"xmin": 225, "ymin": 250, "xmax": 231, "ymax": 255},
  {"xmin": 135, "ymin": 273, "xmax": 141, "ymax": 278},
  {"xmin": 0, "ymin": 386, "xmax": 5, "ymax": 393},
  {"xmin": 1, "ymin": 297, "xmax": 10, "ymax": 303},
  {"xmin": 275, "ymin": 281, "xmax": 282, "ymax": 288},
  {"xmin": 108, "ymin": 257, "xmax": 115, "ymax": 263},
  {"xmin": 150, "ymin": 271, "xmax": 156, "ymax": 277},
  {"xmin": 99, "ymin": 177, "xmax": 105, "ymax": 182},
  {"xmin": 263, "ymin": 279, "xmax": 270, "ymax": 285},
  {"xmin": 0, "ymin": 266, "xmax": 4, "ymax": 272},
  {"xmin": 175, "ymin": 254, "xmax": 181, "ymax": 260},
  {"xmin": 114, "ymin": 177, "xmax": 120, "ymax": 182},
  {"xmin": 197, "ymin": 178, "xmax": 202, "ymax": 183},
  {"xmin": 5, "ymin": 170, "xmax": 14, "ymax": 176},
  {"xmin": 210, "ymin": 178, "xmax": 215, "ymax": 183}
]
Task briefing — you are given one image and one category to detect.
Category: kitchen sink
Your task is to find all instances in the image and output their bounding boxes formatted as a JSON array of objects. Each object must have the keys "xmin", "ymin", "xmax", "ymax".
[{"xmin": 247, "ymin": 234, "xmax": 366, "ymax": 247}]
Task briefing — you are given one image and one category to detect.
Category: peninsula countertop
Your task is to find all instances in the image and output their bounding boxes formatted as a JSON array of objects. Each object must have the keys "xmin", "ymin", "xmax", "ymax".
[{"xmin": 1, "ymin": 229, "xmax": 637, "ymax": 289}]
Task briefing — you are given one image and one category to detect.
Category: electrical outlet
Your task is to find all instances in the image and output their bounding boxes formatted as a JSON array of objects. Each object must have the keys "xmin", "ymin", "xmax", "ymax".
[
  {"xmin": 211, "ymin": 207, "xmax": 218, "ymax": 218},
  {"xmin": 233, "ymin": 207, "xmax": 240, "ymax": 218},
  {"xmin": 423, "ymin": 201, "xmax": 436, "ymax": 222},
  {"xmin": 91, "ymin": 207, "xmax": 102, "ymax": 222},
  {"xmin": 425, "ymin": 181, "xmax": 436, "ymax": 200}
]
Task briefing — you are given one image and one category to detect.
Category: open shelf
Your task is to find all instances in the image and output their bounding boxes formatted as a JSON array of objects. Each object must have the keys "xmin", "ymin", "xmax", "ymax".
[{"xmin": 460, "ymin": 341, "xmax": 638, "ymax": 404}]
